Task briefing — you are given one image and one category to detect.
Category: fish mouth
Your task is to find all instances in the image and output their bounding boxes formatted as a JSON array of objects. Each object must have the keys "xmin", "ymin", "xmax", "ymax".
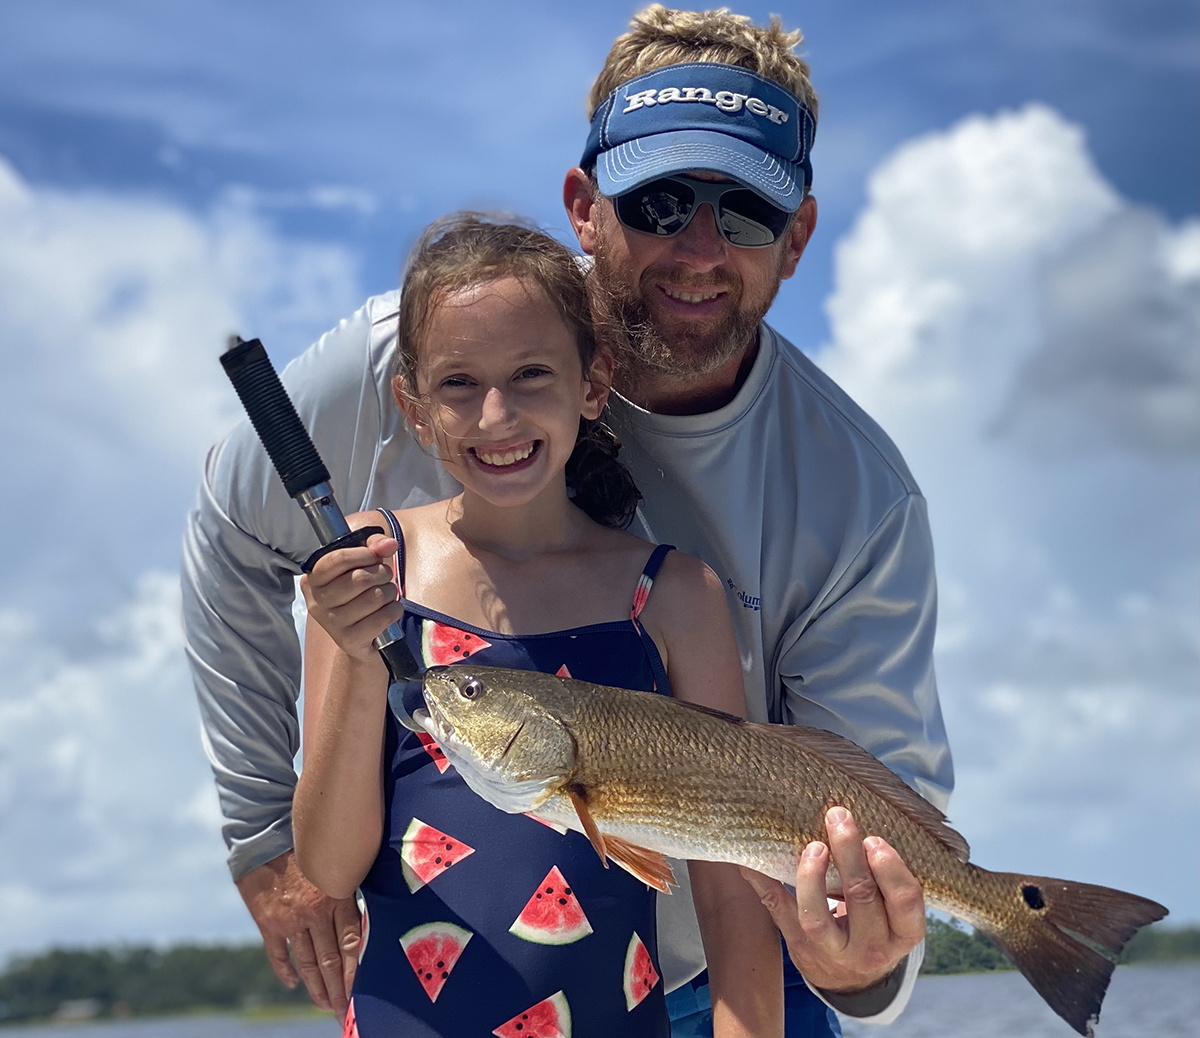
[{"xmin": 417, "ymin": 695, "xmax": 454, "ymax": 744}]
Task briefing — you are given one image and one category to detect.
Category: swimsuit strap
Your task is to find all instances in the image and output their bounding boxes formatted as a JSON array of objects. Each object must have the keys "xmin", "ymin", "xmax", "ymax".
[
  {"xmin": 631, "ymin": 543, "xmax": 675, "ymax": 620},
  {"xmin": 378, "ymin": 508, "xmax": 406, "ymax": 596},
  {"xmin": 631, "ymin": 544, "xmax": 675, "ymax": 695}
]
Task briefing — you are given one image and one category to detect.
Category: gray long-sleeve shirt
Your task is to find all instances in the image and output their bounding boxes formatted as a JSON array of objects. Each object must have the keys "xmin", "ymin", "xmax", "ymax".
[{"xmin": 182, "ymin": 290, "xmax": 952, "ymax": 1016}]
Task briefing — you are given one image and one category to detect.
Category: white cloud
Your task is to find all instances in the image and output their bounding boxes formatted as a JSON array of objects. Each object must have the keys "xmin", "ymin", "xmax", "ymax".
[
  {"xmin": 0, "ymin": 572, "xmax": 252, "ymax": 957},
  {"xmin": 816, "ymin": 104, "xmax": 1199, "ymax": 915},
  {"xmin": 0, "ymin": 159, "xmax": 364, "ymax": 957},
  {"xmin": 0, "ymin": 154, "xmax": 361, "ymax": 472}
]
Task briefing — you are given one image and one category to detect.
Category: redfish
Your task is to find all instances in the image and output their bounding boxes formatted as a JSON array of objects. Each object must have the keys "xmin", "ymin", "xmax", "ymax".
[{"xmin": 415, "ymin": 664, "xmax": 1166, "ymax": 1037}]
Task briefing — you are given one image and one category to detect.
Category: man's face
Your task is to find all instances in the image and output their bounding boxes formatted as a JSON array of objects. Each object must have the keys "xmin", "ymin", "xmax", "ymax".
[{"xmin": 575, "ymin": 171, "xmax": 815, "ymax": 378}]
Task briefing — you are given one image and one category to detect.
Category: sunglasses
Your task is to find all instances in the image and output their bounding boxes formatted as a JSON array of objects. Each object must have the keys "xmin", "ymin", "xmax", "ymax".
[{"xmin": 612, "ymin": 175, "xmax": 794, "ymax": 248}]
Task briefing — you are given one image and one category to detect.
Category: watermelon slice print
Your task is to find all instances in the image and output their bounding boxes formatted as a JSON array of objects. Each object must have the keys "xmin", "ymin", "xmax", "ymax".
[
  {"xmin": 400, "ymin": 921, "xmax": 471, "ymax": 1003},
  {"xmin": 508, "ymin": 866, "xmax": 593, "ymax": 945},
  {"xmin": 422, "ymin": 620, "xmax": 492, "ymax": 666},
  {"xmin": 492, "ymin": 990, "xmax": 571, "ymax": 1038},
  {"xmin": 341, "ymin": 997, "xmax": 360, "ymax": 1038},
  {"xmin": 400, "ymin": 817, "xmax": 475, "ymax": 893},
  {"xmin": 524, "ymin": 813, "xmax": 569, "ymax": 834},
  {"xmin": 555, "ymin": 664, "xmax": 572, "ymax": 678},
  {"xmin": 417, "ymin": 731, "xmax": 451, "ymax": 773},
  {"xmin": 622, "ymin": 931, "xmax": 660, "ymax": 1011}
]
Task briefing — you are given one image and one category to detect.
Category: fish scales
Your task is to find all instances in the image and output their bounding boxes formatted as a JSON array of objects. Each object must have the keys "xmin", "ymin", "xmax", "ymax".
[
  {"xmin": 418, "ymin": 664, "xmax": 1168, "ymax": 1037},
  {"xmin": 565, "ymin": 682, "xmax": 945, "ymax": 880}
]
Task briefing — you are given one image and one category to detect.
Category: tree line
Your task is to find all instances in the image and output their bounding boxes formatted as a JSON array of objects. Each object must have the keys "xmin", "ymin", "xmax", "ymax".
[
  {"xmin": 0, "ymin": 922, "xmax": 1195, "ymax": 1024},
  {"xmin": 920, "ymin": 918, "xmax": 1200, "ymax": 976}
]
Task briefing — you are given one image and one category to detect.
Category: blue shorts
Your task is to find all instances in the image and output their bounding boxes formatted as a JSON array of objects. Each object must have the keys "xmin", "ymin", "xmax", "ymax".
[{"xmin": 666, "ymin": 955, "xmax": 842, "ymax": 1038}]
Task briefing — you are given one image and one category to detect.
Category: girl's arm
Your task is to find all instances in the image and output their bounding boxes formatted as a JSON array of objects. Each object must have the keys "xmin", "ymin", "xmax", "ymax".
[
  {"xmin": 640, "ymin": 555, "xmax": 784, "ymax": 1038},
  {"xmin": 293, "ymin": 517, "xmax": 404, "ymax": 900}
]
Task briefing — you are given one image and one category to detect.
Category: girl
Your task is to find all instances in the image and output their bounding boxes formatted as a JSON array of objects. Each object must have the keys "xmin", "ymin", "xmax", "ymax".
[{"xmin": 294, "ymin": 215, "xmax": 782, "ymax": 1038}]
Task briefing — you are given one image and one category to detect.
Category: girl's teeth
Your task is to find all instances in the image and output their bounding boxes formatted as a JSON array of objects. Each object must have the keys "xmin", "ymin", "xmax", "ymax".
[{"xmin": 478, "ymin": 445, "xmax": 533, "ymax": 466}]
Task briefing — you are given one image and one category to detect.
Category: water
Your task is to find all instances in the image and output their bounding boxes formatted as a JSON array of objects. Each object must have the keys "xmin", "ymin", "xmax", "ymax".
[
  {"xmin": 0, "ymin": 1014, "xmax": 339, "ymax": 1037},
  {"xmin": 2, "ymin": 963, "xmax": 1195, "ymax": 1036},
  {"xmin": 841, "ymin": 962, "xmax": 1199, "ymax": 1038}
]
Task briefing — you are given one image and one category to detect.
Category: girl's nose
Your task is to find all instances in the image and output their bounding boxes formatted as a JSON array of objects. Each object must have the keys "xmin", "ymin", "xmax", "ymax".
[{"xmin": 479, "ymin": 386, "xmax": 517, "ymax": 431}]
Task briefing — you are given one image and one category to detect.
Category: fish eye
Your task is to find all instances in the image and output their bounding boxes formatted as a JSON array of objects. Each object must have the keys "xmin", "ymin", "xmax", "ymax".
[{"xmin": 460, "ymin": 678, "xmax": 483, "ymax": 701}]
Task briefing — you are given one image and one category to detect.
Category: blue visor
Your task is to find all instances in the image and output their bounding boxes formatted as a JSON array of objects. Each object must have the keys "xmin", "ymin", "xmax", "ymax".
[{"xmin": 581, "ymin": 63, "xmax": 815, "ymax": 211}]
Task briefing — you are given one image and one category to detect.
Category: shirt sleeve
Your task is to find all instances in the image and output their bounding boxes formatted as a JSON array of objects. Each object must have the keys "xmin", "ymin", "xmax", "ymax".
[
  {"xmin": 777, "ymin": 491, "xmax": 952, "ymax": 1020},
  {"xmin": 181, "ymin": 300, "xmax": 389, "ymax": 881},
  {"xmin": 805, "ymin": 939, "xmax": 924, "ymax": 1025},
  {"xmin": 778, "ymin": 491, "xmax": 953, "ymax": 811}
]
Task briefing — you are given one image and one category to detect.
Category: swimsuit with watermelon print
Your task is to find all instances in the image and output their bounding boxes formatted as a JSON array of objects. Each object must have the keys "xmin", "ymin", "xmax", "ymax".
[{"xmin": 345, "ymin": 512, "xmax": 674, "ymax": 1038}]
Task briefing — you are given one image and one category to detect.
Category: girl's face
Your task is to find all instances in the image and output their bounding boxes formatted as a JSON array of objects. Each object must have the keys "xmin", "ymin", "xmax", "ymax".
[{"xmin": 400, "ymin": 276, "xmax": 610, "ymax": 510}]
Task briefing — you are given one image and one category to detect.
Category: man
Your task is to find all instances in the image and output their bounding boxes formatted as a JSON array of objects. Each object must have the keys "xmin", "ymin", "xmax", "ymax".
[{"xmin": 183, "ymin": 8, "xmax": 952, "ymax": 1036}]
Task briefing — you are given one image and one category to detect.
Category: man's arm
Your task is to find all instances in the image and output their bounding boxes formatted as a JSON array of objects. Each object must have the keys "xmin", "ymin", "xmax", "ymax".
[
  {"xmin": 770, "ymin": 491, "xmax": 951, "ymax": 1022},
  {"xmin": 181, "ymin": 297, "xmax": 397, "ymax": 1016},
  {"xmin": 780, "ymin": 491, "xmax": 952, "ymax": 809}
]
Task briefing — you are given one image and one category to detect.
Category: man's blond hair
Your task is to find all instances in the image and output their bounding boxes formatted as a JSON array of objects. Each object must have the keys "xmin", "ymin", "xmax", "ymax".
[{"xmin": 588, "ymin": 6, "xmax": 818, "ymax": 122}]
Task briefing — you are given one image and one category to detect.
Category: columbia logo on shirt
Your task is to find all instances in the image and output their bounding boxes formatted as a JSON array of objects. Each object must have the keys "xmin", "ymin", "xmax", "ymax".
[{"xmin": 726, "ymin": 578, "xmax": 762, "ymax": 611}]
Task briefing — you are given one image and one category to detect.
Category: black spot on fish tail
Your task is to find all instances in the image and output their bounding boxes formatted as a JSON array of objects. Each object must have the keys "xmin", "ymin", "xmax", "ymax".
[{"xmin": 973, "ymin": 868, "xmax": 1167, "ymax": 1036}]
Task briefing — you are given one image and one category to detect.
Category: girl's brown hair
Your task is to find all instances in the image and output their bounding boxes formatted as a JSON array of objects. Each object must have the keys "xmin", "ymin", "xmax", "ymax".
[{"xmin": 392, "ymin": 212, "xmax": 641, "ymax": 530}]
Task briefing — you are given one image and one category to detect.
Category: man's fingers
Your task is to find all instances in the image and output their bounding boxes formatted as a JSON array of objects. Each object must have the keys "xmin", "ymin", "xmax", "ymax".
[
  {"xmin": 287, "ymin": 929, "xmax": 333, "ymax": 1012},
  {"xmin": 865, "ymin": 835, "xmax": 926, "ymax": 945},
  {"xmin": 309, "ymin": 916, "xmax": 352, "ymax": 1019},
  {"xmin": 825, "ymin": 807, "xmax": 890, "ymax": 945},
  {"xmin": 792, "ymin": 839, "xmax": 844, "ymax": 953},
  {"xmin": 262, "ymin": 931, "xmax": 299, "ymax": 989},
  {"xmin": 333, "ymin": 897, "xmax": 363, "ymax": 1008}
]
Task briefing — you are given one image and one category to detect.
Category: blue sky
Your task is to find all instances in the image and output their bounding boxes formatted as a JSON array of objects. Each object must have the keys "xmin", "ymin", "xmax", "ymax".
[{"xmin": 0, "ymin": 1, "xmax": 1196, "ymax": 966}]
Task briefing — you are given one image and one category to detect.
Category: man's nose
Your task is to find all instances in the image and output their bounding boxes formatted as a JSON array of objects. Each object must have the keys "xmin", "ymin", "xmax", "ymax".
[
  {"xmin": 479, "ymin": 386, "xmax": 517, "ymax": 431},
  {"xmin": 671, "ymin": 202, "xmax": 727, "ymax": 271}
]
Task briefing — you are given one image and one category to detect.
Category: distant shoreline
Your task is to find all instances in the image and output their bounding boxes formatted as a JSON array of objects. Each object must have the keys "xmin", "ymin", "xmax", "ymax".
[{"xmin": 1, "ymin": 924, "xmax": 1196, "ymax": 1027}]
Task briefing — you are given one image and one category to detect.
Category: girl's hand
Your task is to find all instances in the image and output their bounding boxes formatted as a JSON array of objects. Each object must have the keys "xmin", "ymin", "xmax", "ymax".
[{"xmin": 300, "ymin": 533, "xmax": 404, "ymax": 664}]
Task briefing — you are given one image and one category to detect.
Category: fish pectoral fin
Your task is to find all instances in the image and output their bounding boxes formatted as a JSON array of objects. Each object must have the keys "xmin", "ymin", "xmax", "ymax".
[
  {"xmin": 602, "ymin": 835, "xmax": 676, "ymax": 894},
  {"xmin": 568, "ymin": 787, "xmax": 609, "ymax": 869}
]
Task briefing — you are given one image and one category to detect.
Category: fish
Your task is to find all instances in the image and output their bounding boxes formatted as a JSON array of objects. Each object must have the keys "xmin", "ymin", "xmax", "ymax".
[{"xmin": 414, "ymin": 664, "xmax": 1168, "ymax": 1038}]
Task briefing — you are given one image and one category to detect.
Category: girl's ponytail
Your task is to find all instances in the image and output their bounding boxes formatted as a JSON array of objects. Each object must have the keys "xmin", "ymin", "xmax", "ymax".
[{"xmin": 565, "ymin": 417, "xmax": 642, "ymax": 530}]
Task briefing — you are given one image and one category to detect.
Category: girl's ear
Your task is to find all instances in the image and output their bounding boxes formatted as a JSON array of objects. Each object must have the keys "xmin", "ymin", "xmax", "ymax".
[
  {"xmin": 393, "ymin": 375, "xmax": 434, "ymax": 446},
  {"xmin": 581, "ymin": 349, "xmax": 615, "ymax": 421}
]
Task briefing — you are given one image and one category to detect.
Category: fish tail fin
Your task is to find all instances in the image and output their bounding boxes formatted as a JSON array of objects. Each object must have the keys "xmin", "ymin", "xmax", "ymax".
[{"xmin": 974, "ymin": 869, "xmax": 1166, "ymax": 1037}]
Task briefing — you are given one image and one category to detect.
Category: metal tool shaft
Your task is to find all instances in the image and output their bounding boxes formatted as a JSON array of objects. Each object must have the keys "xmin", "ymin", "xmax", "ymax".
[{"xmin": 220, "ymin": 336, "xmax": 419, "ymax": 681}]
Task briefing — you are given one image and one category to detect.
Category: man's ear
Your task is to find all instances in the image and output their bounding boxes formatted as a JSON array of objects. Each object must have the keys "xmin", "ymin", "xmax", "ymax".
[
  {"xmin": 393, "ymin": 376, "xmax": 434, "ymax": 446},
  {"xmin": 564, "ymin": 167, "xmax": 599, "ymax": 256},
  {"xmin": 779, "ymin": 194, "xmax": 818, "ymax": 282},
  {"xmin": 581, "ymin": 349, "xmax": 615, "ymax": 420}
]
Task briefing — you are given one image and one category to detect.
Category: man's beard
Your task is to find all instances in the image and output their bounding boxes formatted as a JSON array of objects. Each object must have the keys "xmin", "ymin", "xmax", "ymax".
[{"xmin": 590, "ymin": 232, "xmax": 784, "ymax": 379}]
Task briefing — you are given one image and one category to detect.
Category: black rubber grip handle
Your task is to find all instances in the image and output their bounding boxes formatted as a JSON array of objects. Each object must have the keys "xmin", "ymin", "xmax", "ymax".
[
  {"xmin": 301, "ymin": 526, "xmax": 385, "ymax": 573},
  {"xmin": 220, "ymin": 338, "xmax": 330, "ymax": 498}
]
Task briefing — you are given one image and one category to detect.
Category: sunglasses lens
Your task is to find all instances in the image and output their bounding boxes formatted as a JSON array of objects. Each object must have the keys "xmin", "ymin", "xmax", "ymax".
[
  {"xmin": 718, "ymin": 190, "xmax": 791, "ymax": 247},
  {"xmin": 615, "ymin": 179, "xmax": 697, "ymax": 236},
  {"xmin": 614, "ymin": 178, "xmax": 791, "ymax": 246}
]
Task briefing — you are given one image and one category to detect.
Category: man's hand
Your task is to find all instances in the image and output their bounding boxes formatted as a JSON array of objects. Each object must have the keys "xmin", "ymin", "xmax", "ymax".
[
  {"xmin": 740, "ymin": 806, "xmax": 925, "ymax": 994},
  {"xmin": 236, "ymin": 850, "xmax": 361, "ymax": 1020}
]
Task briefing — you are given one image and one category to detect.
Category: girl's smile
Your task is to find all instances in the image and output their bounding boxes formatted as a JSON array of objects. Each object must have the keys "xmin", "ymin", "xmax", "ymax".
[{"xmin": 470, "ymin": 439, "xmax": 542, "ymax": 471}]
